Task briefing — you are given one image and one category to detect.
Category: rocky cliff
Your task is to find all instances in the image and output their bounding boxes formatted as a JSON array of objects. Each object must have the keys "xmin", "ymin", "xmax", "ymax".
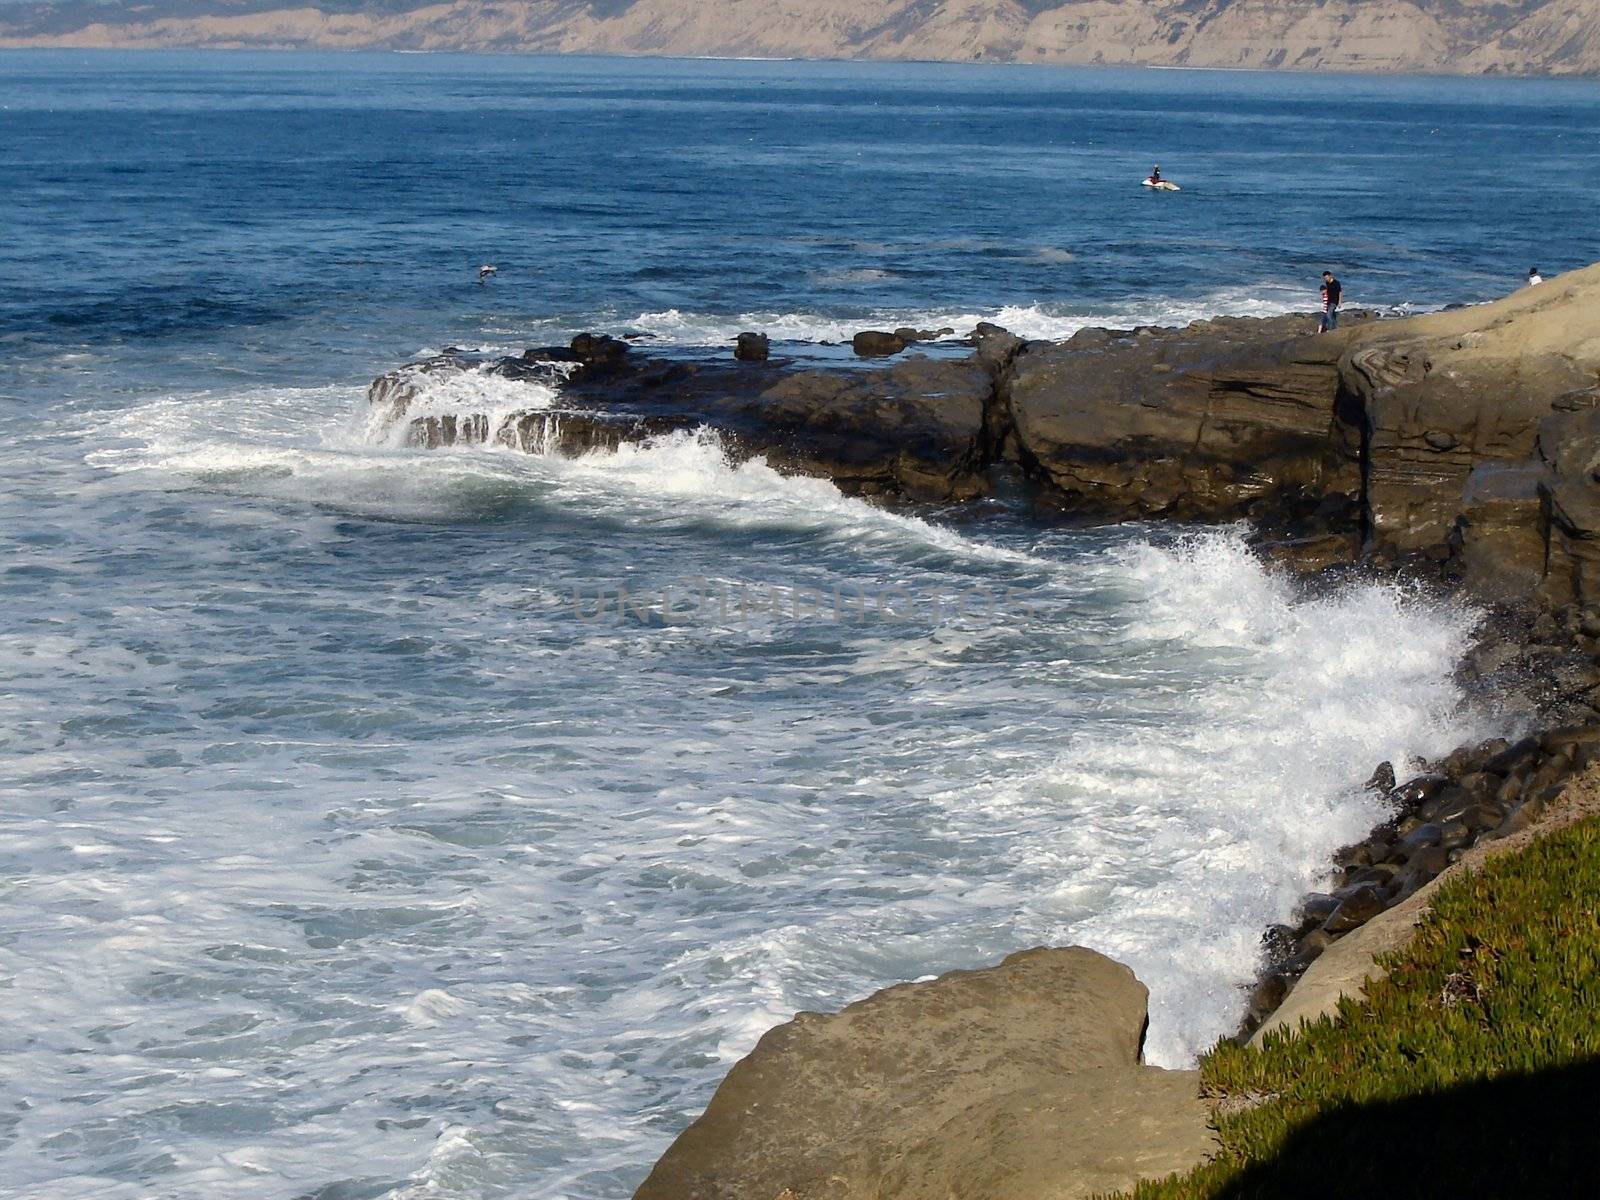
[
  {"xmin": 3, "ymin": 0, "xmax": 1598, "ymax": 77},
  {"xmin": 370, "ymin": 263, "xmax": 1600, "ymax": 607},
  {"xmin": 361, "ymin": 274, "xmax": 1600, "ymax": 1197}
]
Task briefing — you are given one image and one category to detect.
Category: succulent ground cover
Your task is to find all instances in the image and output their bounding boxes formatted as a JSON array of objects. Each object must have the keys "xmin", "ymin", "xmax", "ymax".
[{"xmin": 1115, "ymin": 815, "xmax": 1600, "ymax": 1198}]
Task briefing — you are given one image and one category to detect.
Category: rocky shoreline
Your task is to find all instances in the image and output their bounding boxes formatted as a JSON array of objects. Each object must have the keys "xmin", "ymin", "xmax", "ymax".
[{"xmin": 369, "ymin": 262, "xmax": 1600, "ymax": 1196}]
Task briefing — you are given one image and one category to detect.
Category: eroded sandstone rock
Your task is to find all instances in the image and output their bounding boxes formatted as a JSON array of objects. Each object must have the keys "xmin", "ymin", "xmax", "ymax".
[{"xmin": 633, "ymin": 947, "xmax": 1215, "ymax": 1200}]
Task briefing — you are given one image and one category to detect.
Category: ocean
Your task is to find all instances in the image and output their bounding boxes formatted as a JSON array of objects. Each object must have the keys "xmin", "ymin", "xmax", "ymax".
[{"xmin": 1, "ymin": 49, "xmax": 1597, "ymax": 1199}]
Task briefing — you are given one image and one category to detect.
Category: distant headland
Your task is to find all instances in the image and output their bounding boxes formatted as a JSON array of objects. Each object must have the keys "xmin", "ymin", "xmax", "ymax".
[{"xmin": 2, "ymin": 0, "xmax": 1598, "ymax": 78}]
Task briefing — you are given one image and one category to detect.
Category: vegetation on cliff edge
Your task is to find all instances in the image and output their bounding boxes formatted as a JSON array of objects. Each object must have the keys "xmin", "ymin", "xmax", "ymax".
[{"xmin": 1112, "ymin": 816, "xmax": 1600, "ymax": 1198}]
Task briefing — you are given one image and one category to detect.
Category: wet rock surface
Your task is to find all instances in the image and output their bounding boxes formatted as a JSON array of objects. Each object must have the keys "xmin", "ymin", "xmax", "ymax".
[
  {"xmin": 369, "ymin": 330, "xmax": 1026, "ymax": 502},
  {"xmin": 632, "ymin": 947, "xmax": 1215, "ymax": 1200},
  {"xmin": 851, "ymin": 328, "xmax": 908, "ymax": 357},
  {"xmin": 733, "ymin": 331, "xmax": 769, "ymax": 362}
]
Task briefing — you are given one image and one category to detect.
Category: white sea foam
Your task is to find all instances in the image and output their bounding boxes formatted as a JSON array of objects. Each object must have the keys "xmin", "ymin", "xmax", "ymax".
[
  {"xmin": 34, "ymin": 374, "xmax": 1488, "ymax": 1199},
  {"xmin": 926, "ymin": 528, "xmax": 1483, "ymax": 1066},
  {"xmin": 86, "ymin": 383, "xmax": 1046, "ymax": 571},
  {"xmin": 361, "ymin": 363, "xmax": 568, "ymax": 450},
  {"xmin": 626, "ymin": 283, "xmax": 1308, "ymax": 346}
]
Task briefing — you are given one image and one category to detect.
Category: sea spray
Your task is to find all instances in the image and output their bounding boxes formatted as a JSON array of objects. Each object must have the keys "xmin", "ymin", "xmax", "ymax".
[
  {"xmin": 1006, "ymin": 529, "xmax": 1486, "ymax": 1065},
  {"xmin": 39, "ymin": 384, "xmax": 1493, "ymax": 1197}
]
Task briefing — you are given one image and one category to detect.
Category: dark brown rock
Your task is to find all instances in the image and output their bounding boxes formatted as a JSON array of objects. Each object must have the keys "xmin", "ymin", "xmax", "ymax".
[
  {"xmin": 1397, "ymin": 822, "xmax": 1444, "ymax": 853},
  {"xmin": 1463, "ymin": 802, "xmax": 1507, "ymax": 832},
  {"xmin": 1390, "ymin": 774, "xmax": 1448, "ymax": 811},
  {"xmin": 1408, "ymin": 845, "xmax": 1452, "ymax": 878},
  {"xmin": 734, "ymin": 331, "xmax": 769, "ymax": 362},
  {"xmin": 1345, "ymin": 863, "xmax": 1400, "ymax": 890},
  {"xmin": 1484, "ymin": 735, "xmax": 1541, "ymax": 776},
  {"xmin": 743, "ymin": 356, "xmax": 995, "ymax": 501},
  {"xmin": 1244, "ymin": 971, "xmax": 1294, "ymax": 1023},
  {"xmin": 1322, "ymin": 885, "xmax": 1387, "ymax": 935},
  {"xmin": 1296, "ymin": 893, "xmax": 1341, "ymax": 927},
  {"xmin": 1006, "ymin": 314, "xmax": 1356, "ymax": 519},
  {"xmin": 1542, "ymin": 725, "xmax": 1600, "ymax": 756},
  {"xmin": 851, "ymin": 329, "xmax": 908, "ymax": 357},
  {"xmin": 1419, "ymin": 788, "xmax": 1474, "ymax": 825},
  {"xmin": 1332, "ymin": 841, "xmax": 1373, "ymax": 870}
]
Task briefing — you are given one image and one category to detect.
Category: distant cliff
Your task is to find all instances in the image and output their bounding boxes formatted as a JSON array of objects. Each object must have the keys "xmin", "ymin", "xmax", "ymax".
[{"xmin": 2, "ymin": 0, "xmax": 1598, "ymax": 76}]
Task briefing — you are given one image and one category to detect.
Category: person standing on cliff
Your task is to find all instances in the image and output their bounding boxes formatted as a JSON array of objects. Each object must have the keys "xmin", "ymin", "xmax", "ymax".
[
  {"xmin": 1319, "ymin": 271, "xmax": 1342, "ymax": 332},
  {"xmin": 1528, "ymin": 267, "xmax": 1544, "ymax": 286}
]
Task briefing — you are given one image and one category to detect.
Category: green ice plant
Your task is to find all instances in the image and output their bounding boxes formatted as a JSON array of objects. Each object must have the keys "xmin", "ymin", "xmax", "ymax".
[{"xmin": 1109, "ymin": 816, "xmax": 1600, "ymax": 1198}]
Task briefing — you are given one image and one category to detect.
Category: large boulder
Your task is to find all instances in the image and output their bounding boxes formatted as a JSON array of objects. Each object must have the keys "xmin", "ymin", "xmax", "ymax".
[
  {"xmin": 734, "ymin": 331, "xmax": 770, "ymax": 362},
  {"xmin": 633, "ymin": 947, "xmax": 1215, "ymax": 1200}
]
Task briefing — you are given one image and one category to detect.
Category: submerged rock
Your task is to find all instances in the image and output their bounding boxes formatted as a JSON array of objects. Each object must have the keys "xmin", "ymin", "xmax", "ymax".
[{"xmin": 633, "ymin": 947, "xmax": 1215, "ymax": 1200}]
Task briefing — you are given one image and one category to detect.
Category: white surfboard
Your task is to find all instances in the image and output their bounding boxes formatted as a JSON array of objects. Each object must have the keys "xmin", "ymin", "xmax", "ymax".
[{"xmin": 1142, "ymin": 179, "xmax": 1181, "ymax": 191}]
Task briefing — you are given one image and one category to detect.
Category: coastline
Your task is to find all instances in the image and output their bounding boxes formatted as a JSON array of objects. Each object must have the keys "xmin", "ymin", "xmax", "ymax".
[
  {"xmin": 366, "ymin": 262, "xmax": 1600, "ymax": 1195},
  {"xmin": 3, "ymin": 2, "xmax": 1599, "ymax": 81},
  {"xmin": 1, "ymin": 43, "xmax": 1596, "ymax": 82},
  {"xmin": 7, "ymin": 48, "xmax": 1597, "ymax": 1197}
]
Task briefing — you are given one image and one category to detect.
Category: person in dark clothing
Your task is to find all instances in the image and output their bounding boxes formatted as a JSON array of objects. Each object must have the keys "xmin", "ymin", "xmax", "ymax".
[
  {"xmin": 1319, "ymin": 271, "xmax": 1342, "ymax": 332},
  {"xmin": 1150, "ymin": 164, "xmax": 1162, "ymax": 184}
]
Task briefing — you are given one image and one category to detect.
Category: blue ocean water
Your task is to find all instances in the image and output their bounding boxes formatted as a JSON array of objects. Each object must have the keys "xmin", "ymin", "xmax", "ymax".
[{"xmin": 0, "ymin": 51, "xmax": 1595, "ymax": 1199}]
